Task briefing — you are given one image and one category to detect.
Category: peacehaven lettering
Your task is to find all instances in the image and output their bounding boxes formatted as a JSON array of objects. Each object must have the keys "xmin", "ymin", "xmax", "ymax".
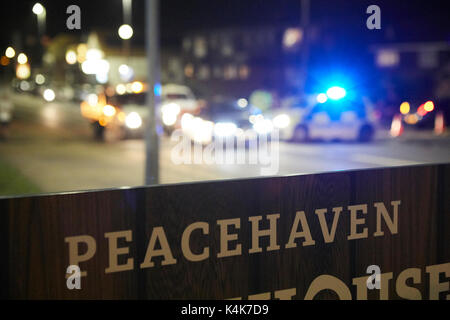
[{"xmin": 65, "ymin": 200, "xmax": 400, "ymax": 276}]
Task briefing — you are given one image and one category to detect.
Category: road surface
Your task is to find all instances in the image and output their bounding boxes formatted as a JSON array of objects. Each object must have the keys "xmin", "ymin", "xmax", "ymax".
[{"xmin": 0, "ymin": 92, "xmax": 449, "ymax": 195}]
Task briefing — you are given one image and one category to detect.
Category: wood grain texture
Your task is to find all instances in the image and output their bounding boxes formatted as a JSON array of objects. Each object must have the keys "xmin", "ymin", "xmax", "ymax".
[{"xmin": 0, "ymin": 164, "xmax": 449, "ymax": 299}]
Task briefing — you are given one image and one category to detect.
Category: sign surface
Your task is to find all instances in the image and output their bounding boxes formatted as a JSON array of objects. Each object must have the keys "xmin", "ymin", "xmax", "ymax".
[{"xmin": 1, "ymin": 164, "xmax": 449, "ymax": 299}]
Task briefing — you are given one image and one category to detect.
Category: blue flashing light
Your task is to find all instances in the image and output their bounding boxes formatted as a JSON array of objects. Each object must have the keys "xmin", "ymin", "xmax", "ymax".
[
  {"xmin": 154, "ymin": 83, "xmax": 162, "ymax": 96},
  {"xmin": 326, "ymin": 86, "xmax": 346, "ymax": 100}
]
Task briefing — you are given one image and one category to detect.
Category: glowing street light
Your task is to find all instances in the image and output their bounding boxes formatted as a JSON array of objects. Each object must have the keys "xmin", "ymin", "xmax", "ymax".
[
  {"xmin": 65, "ymin": 50, "xmax": 77, "ymax": 64},
  {"xmin": 43, "ymin": 88, "xmax": 56, "ymax": 102},
  {"xmin": 118, "ymin": 24, "xmax": 133, "ymax": 40},
  {"xmin": 32, "ymin": 3, "xmax": 46, "ymax": 36},
  {"xmin": 5, "ymin": 47, "xmax": 15, "ymax": 58},
  {"xmin": 17, "ymin": 53, "xmax": 28, "ymax": 64},
  {"xmin": 32, "ymin": 3, "xmax": 44, "ymax": 15},
  {"xmin": 16, "ymin": 64, "xmax": 31, "ymax": 79}
]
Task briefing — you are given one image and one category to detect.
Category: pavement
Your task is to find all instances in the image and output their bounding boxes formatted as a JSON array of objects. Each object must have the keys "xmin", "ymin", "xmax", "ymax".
[{"xmin": 0, "ymin": 93, "xmax": 449, "ymax": 195}]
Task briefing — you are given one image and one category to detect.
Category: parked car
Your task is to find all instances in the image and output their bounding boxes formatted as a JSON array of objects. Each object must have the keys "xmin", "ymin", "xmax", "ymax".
[
  {"xmin": 180, "ymin": 97, "xmax": 257, "ymax": 145},
  {"xmin": 80, "ymin": 83, "xmax": 199, "ymax": 140}
]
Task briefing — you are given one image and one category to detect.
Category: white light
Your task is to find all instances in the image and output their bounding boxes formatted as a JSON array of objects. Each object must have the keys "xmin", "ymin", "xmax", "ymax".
[
  {"xmin": 86, "ymin": 49, "xmax": 103, "ymax": 61},
  {"xmin": 316, "ymin": 93, "xmax": 328, "ymax": 103},
  {"xmin": 283, "ymin": 28, "xmax": 303, "ymax": 48},
  {"xmin": 249, "ymin": 114, "xmax": 263, "ymax": 124},
  {"xmin": 181, "ymin": 115, "xmax": 213, "ymax": 144},
  {"xmin": 119, "ymin": 64, "xmax": 129, "ymax": 75},
  {"xmin": 162, "ymin": 113, "xmax": 177, "ymax": 126},
  {"xmin": 214, "ymin": 122, "xmax": 237, "ymax": 137},
  {"xmin": 103, "ymin": 105, "xmax": 116, "ymax": 117},
  {"xmin": 97, "ymin": 60, "xmax": 110, "ymax": 74},
  {"xmin": 273, "ymin": 114, "xmax": 291, "ymax": 129},
  {"xmin": 376, "ymin": 50, "xmax": 399, "ymax": 67},
  {"xmin": 118, "ymin": 24, "xmax": 134, "ymax": 40},
  {"xmin": 32, "ymin": 3, "xmax": 44, "ymax": 15},
  {"xmin": 161, "ymin": 103, "xmax": 181, "ymax": 116},
  {"xmin": 116, "ymin": 84, "xmax": 126, "ymax": 95},
  {"xmin": 96, "ymin": 73, "xmax": 108, "ymax": 84},
  {"xmin": 35, "ymin": 74, "xmax": 45, "ymax": 85},
  {"xmin": 237, "ymin": 98, "xmax": 248, "ymax": 108},
  {"xmin": 131, "ymin": 81, "xmax": 144, "ymax": 93},
  {"xmin": 17, "ymin": 53, "xmax": 28, "ymax": 64},
  {"xmin": 19, "ymin": 81, "xmax": 30, "ymax": 91},
  {"xmin": 87, "ymin": 94, "xmax": 98, "ymax": 106},
  {"xmin": 125, "ymin": 112, "xmax": 142, "ymax": 129},
  {"xmin": 181, "ymin": 113, "xmax": 194, "ymax": 130},
  {"xmin": 125, "ymin": 83, "xmax": 133, "ymax": 93},
  {"xmin": 81, "ymin": 60, "xmax": 96, "ymax": 74},
  {"xmin": 161, "ymin": 103, "xmax": 181, "ymax": 126},
  {"xmin": 65, "ymin": 50, "xmax": 77, "ymax": 64},
  {"xmin": 43, "ymin": 89, "xmax": 55, "ymax": 102},
  {"xmin": 253, "ymin": 118, "xmax": 274, "ymax": 134},
  {"xmin": 5, "ymin": 47, "xmax": 15, "ymax": 58},
  {"xmin": 192, "ymin": 118, "xmax": 214, "ymax": 144},
  {"xmin": 81, "ymin": 59, "xmax": 109, "ymax": 75},
  {"xmin": 118, "ymin": 64, "xmax": 134, "ymax": 81},
  {"xmin": 326, "ymin": 86, "xmax": 346, "ymax": 100}
]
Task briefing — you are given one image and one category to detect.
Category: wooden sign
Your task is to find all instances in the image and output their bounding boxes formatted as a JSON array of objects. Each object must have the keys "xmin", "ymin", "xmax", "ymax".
[{"xmin": 1, "ymin": 164, "xmax": 449, "ymax": 299}]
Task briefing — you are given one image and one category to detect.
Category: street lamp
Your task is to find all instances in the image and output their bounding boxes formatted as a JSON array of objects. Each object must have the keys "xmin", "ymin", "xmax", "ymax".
[
  {"xmin": 32, "ymin": 3, "xmax": 46, "ymax": 36},
  {"xmin": 32, "ymin": 3, "xmax": 44, "ymax": 15},
  {"xmin": 65, "ymin": 50, "xmax": 77, "ymax": 65},
  {"xmin": 118, "ymin": 24, "xmax": 133, "ymax": 40},
  {"xmin": 17, "ymin": 53, "xmax": 28, "ymax": 65},
  {"xmin": 5, "ymin": 47, "xmax": 15, "ymax": 58}
]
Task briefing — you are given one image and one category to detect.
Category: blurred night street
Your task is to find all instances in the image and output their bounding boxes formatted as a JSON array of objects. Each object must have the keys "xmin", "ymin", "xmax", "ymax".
[
  {"xmin": 1, "ymin": 92, "xmax": 448, "ymax": 194},
  {"xmin": 0, "ymin": 0, "xmax": 449, "ymax": 196}
]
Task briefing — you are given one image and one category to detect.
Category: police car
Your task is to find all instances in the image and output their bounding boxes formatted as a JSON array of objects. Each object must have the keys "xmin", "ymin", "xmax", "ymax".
[{"xmin": 260, "ymin": 86, "xmax": 377, "ymax": 142}]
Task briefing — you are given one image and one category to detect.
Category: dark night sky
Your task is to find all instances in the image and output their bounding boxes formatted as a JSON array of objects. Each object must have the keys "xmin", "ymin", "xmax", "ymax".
[{"xmin": 1, "ymin": 0, "xmax": 449, "ymax": 50}]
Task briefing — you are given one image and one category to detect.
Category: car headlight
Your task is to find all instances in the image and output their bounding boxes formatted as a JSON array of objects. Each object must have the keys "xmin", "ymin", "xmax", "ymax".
[
  {"xmin": 253, "ymin": 118, "xmax": 274, "ymax": 134},
  {"xmin": 162, "ymin": 112, "xmax": 178, "ymax": 126},
  {"xmin": 214, "ymin": 122, "xmax": 237, "ymax": 137},
  {"xmin": 102, "ymin": 105, "xmax": 116, "ymax": 117},
  {"xmin": 181, "ymin": 113, "xmax": 194, "ymax": 130},
  {"xmin": 161, "ymin": 103, "xmax": 181, "ymax": 126},
  {"xmin": 273, "ymin": 114, "xmax": 291, "ymax": 129},
  {"xmin": 192, "ymin": 118, "xmax": 214, "ymax": 144},
  {"xmin": 125, "ymin": 112, "xmax": 142, "ymax": 129}
]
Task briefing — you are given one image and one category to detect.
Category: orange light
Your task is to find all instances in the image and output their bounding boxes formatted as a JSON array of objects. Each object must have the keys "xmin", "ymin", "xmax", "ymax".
[
  {"xmin": 0, "ymin": 56, "xmax": 9, "ymax": 66},
  {"xmin": 16, "ymin": 63, "xmax": 30, "ymax": 79},
  {"xmin": 404, "ymin": 114, "xmax": 419, "ymax": 125},
  {"xmin": 424, "ymin": 100, "xmax": 434, "ymax": 112},
  {"xmin": 118, "ymin": 111, "xmax": 126, "ymax": 122}
]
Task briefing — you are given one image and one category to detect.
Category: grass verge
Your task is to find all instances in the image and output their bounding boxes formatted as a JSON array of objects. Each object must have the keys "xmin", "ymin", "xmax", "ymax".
[{"xmin": 0, "ymin": 157, "xmax": 40, "ymax": 197}]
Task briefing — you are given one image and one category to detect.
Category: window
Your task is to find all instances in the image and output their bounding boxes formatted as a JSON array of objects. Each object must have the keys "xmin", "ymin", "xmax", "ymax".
[
  {"xmin": 194, "ymin": 37, "xmax": 207, "ymax": 58},
  {"xmin": 184, "ymin": 63, "xmax": 194, "ymax": 78}
]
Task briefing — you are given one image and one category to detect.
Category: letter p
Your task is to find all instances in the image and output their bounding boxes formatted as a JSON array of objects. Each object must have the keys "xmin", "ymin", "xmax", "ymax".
[{"xmin": 65, "ymin": 235, "xmax": 97, "ymax": 277}]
